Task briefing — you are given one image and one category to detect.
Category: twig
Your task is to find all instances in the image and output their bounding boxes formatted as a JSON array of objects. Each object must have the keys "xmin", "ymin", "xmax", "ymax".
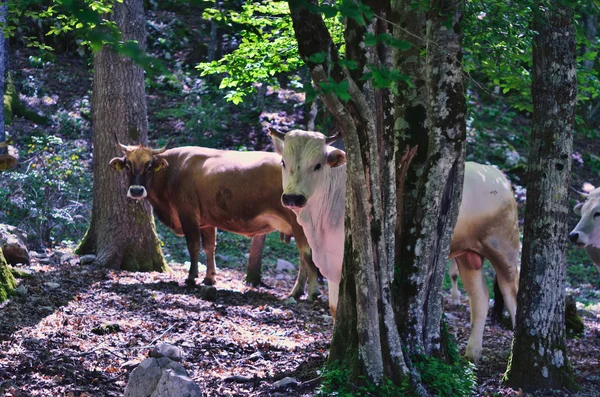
[{"xmin": 145, "ymin": 324, "xmax": 176, "ymax": 348}]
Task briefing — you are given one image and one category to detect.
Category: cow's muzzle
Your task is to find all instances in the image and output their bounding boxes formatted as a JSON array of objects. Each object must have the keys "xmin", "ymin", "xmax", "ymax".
[
  {"xmin": 127, "ymin": 185, "xmax": 147, "ymax": 200},
  {"xmin": 569, "ymin": 231, "xmax": 586, "ymax": 247},
  {"xmin": 282, "ymin": 194, "xmax": 306, "ymax": 209}
]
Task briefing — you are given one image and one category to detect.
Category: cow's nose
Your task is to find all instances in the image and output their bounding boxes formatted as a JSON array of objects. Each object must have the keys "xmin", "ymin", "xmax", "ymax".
[
  {"xmin": 569, "ymin": 232, "xmax": 579, "ymax": 243},
  {"xmin": 282, "ymin": 194, "xmax": 306, "ymax": 208},
  {"xmin": 128, "ymin": 186, "xmax": 146, "ymax": 199}
]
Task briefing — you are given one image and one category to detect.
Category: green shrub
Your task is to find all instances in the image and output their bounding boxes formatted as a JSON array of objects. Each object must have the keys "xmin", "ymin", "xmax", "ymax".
[{"xmin": 0, "ymin": 134, "xmax": 92, "ymax": 248}]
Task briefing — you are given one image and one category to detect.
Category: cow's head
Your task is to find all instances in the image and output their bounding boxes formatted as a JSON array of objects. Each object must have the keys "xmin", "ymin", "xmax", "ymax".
[
  {"xmin": 570, "ymin": 187, "xmax": 600, "ymax": 248},
  {"xmin": 269, "ymin": 128, "xmax": 346, "ymax": 210},
  {"xmin": 0, "ymin": 140, "xmax": 18, "ymax": 171},
  {"xmin": 109, "ymin": 133, "xmax": 170, "ymax": 200}
]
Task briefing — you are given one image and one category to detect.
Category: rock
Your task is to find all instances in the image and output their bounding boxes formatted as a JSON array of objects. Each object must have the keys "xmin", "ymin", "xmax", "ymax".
[
  {"xmin": 272, "ymin": 377, "xmax": 297, "ymax": 389},
  {"xmin": 283, "ymin": 297, "xmax": 296, "ymax": 305},
  {"xmin": 0, "ymin": 224, "xmax": 29, "ymax": 265},
  {"xmin": 199, "ymin": 285, "xmax": 217, "ymax": 302},
  {"xmin": 15, "ymin": 285, "xmax": 27, "ymax": 297},
  {"xmin": 121, "ymin": 359, "xmax": 142, "ymax": 371},
  {"xmin": 38, "ymin": 258, "xmax": 50, "ymax": 265},
  {"xmin": 124, "ymin": 357, "xmax": 188, "ymax": 397},
  {"xmin": 216, "ymin": 254, "xmax": 231, "ymax": 262},
  {"xmin": 79, "ymin": 254, "xmax": 96, "ymax": 265},
  {"xmin": 248, "ymin": 351, "xmax": 262, "ymax": 362},
  {"xmin": 150, "ymin": 343, "xmax": 183, "ymax": 362},
  {"xmin": 44, "ymin": 282, "xmax": 60, "ymax": 289},
  {"xmin": 276, "ymin": 259, "xmax": 295, "ymax": 272},
  {"xmin": 321, "ymin": 315, "xmax": 333, "ymax": 325},
  {"xmin": 151, "ymin": 369, "xmax": 202, "ymax": 397}
]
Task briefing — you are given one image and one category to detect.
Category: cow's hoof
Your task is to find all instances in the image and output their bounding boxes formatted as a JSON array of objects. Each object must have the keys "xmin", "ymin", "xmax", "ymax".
[
  {"xmin": 202, "ymin": 277, "xmax": 215, "ymax": 286},
  {"xmin": 185, "ymin": 278, "xmax": 196, "ymax": 288},
  {"xmin": 465, "ymin": 343, "xmax": 482, "ymax": 364},
  {"xmin": 307, "ymin": 291, "xmax": 321, "ymax": 303}
]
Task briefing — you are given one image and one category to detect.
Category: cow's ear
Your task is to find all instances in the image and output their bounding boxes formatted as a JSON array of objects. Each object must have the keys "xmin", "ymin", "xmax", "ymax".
[
  {"xmin": 327, "ymin": 149, "xmax": 346, "ymax": 168},
  {"xmin": 574, "ymin": 202, "xmax": 584, "ymax": 215},
  {"xmin": 109, "ymin": 157, "xmax": 126, "ymax": 171},
  {"xmin": 153, "ymin": 157, "xmax": 169, "ymax": 172},
  {"xmin": 269, "ymin": 128, "xmax": 285, "ymax": 155},
  {"xmin": 0, "ymin": 154, "xmax": 17, "ymax": 171}
]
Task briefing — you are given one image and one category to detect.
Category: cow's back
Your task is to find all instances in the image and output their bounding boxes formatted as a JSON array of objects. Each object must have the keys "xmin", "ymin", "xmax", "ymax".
[{"xmin": 451, "ymin": 162, "xmax": 519, "ymax": 255}]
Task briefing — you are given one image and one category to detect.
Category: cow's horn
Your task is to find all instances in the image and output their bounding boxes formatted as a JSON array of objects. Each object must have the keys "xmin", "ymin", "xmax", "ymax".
[
  {"xmin": 113, "ymin": 130, "xmax": 129, "ymax": 153},
  {"xmin": 0, "ymin": 138, "xmax": 12, "ymax": 149},
  {"xmin": 152, "ymin": 137, "xmax": 172, "ymax": 155},
  {"xmin": 268, "ymin": 128, "xmax": 286, "ymax": 141},
  {"xmin": 325, "ymin": 133, "xmax": 340, "ymax": 145},
  {"xmin": 570, "ymin": 186, "xmax": 589, "ymax": 199}
]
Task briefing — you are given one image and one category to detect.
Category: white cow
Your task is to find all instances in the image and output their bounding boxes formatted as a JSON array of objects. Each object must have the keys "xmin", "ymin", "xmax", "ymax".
[
  {"xmin": 270, "ymin": 129, "xmax": 520, "ymax": 362},
  {"xmin": 569, "ymin": 187, "xmax": 600, "ymax": 273}
]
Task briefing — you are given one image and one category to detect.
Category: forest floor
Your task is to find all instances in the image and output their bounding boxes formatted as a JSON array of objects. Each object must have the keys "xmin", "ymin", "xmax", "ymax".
[{"xmin": 0, "ymin": 250, "xmax": 598, "ymax": 397}]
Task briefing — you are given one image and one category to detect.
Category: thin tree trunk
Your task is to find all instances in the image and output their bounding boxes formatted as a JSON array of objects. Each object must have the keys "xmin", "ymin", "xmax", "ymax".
[
  {"xmin": 0, "ymin": 1, "xmax": 15, "ymax": 302},
  {"xmin": 76, "ymin": 0, "xmax": 167, "ymax": 272},
  {"xmin": 504, "ymin": 0, "xmax": 577, "ymax": 391}
]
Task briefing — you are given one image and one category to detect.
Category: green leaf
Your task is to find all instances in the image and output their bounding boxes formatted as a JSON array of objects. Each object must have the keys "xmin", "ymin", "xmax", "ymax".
[{"xmin": 308, "ymin": 52, "xmax": 326, "ymax": 63}]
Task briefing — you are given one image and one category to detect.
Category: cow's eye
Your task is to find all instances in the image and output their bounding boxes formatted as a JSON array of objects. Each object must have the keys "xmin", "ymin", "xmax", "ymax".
[
  {"xmin": 281, "ymin": 160, "xmax": 286, "ymax": 169},
  {"xmin": 314, "ymin": 163, "xmax": 321, "ymax": 171},
  {"xmin": 594, "ymin": 212, "xmax": 600, "ymax": 219},
  {"xmin": 146, "ymin": 163, "xmax": 153, "ymax": 172}
]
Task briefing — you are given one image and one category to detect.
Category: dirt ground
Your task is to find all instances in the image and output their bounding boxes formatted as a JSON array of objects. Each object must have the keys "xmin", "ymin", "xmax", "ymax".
[{"xmin": 0, "ymin": 252, "xmax": 599, "ymax": 397}]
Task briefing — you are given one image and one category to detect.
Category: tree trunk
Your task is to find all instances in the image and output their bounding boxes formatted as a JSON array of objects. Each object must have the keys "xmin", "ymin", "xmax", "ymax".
[
  {"xmin": 76, "ymin": 0, "xmax": 167, "ymax": 272},
  {"xmin": 0, "ymin": 2, "xmax": 15, "ymax": 302},
  {"xmin": 288, "ymin": 0, "xmax": 466, "ymax": 392},
  {"xmin": 504, "ymin": 0, "xmax": 577, "ymax": 391}
]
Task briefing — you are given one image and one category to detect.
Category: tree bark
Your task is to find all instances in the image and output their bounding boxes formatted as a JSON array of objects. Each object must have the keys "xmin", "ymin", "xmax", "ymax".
[
  {"xmin": 76, "ymin": 0, "xmax": 167, "ymax": 272},
  {"xmin": 288, "ymin": 0, "xmax": 466, "ymax": 391},
  {"xmin": 0, "ymin": 2, "xmax": 15, "ymax": 302},
  {"xmin": 504, "ymin": 0, "xmax": 577, "ymax": 391}
]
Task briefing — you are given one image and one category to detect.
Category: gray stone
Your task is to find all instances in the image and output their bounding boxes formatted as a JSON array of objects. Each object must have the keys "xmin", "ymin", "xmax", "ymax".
[
  {"xmin": 79, "ymin": 254, "xmax": 96, "ymax": 265},
  {"xmin": 44, "ymin": 282, "xmax": 60, "ymax": 289},
  {"xmin": 121, "ymin": 359, "xmax": 141, "ymax": 371},
  {"xmin": 276, "ymin": 259, "xmax": 295, "ymax": 272},
  {"xmin": 38, "ymin": 258, "xmax": 50, "ymax": 265},
  {"xmin": 0, "ymin": 224, "xmax": 29, "ymax": 265},
  {"xmin": 199, "ymin": 285, "xmax": 217, "ymax": 302},
  {"xmin": 272, "ymin": 377, "xmax": 297, "ymax": 389},
  {"xmin": 15, "ymin": 285, "xmax": 27, "ymax": 297},
  {"xmin": 283, "ymin": 297, "xmax": 296, "ymax": 305},
  {"xmin": 150, "ymin": 343, "xmax": 183, "ymax": 362},
  {"xmin": 124, "ymin": 357, "xmax": 187, "ymax": 397},
  {"xmin": 151, "ymin": 369, "xmax": 202, "ymax": 397}
]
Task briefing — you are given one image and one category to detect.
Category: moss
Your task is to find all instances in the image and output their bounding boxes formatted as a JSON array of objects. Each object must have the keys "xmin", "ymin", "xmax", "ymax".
[
  {"xmin": 4, "ymin": 75, "xmax": 50, "ymax": 126},
  {"xmin": 0, "ymin": 249, "xmax": 17, "ymax": 302},
  {"xmin": 565, "ymin": 295, "xmax": 584, "ymax": 337},
  {"xmin": 10, "ymin": 268, "xmax": 33, "ymax": 279}
]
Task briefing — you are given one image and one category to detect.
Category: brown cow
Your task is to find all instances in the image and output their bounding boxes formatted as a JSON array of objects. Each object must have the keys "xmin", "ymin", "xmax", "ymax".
[
  {"xmin": 109, "ymin": 137, "xmax": 320, "ymax": 300},
  {"xmin": 0, "ymin": 140, "xmax": 17, "ymax": 171}
]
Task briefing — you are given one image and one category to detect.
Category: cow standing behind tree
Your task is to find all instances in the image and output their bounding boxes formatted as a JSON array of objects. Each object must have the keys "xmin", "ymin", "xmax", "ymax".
[
  {"xmin": 270, "ymin": 128, "xmax": 520, "ymax": 362},
  {"xmin": 108, "ymin": 137, "xmax": 320, "ymax": 300}
]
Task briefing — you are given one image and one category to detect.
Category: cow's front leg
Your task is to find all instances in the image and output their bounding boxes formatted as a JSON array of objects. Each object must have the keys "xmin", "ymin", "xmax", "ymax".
[
  {"xmin": 200, "ymin": 227, "xmax": 217, "ymax": 285},
  {"xmin": 456, "ymin": 255, "xmax": 489, "ymax": 363},
  {"xmin": 181, "ymin": 220, "xmax": 201, "ymax": 287},
  {"xmin": 327, "ymin": 280, "xmax": 339, "ymax": 321}
]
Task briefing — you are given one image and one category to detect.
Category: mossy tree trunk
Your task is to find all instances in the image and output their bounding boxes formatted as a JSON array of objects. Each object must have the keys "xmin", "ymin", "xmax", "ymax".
[
  {"xmin": 76, "ymin": 0, "xmax": 167, "ymax": 272},
  {"xmin": 504, "ymin": 0, "xmax": 577, "ymax": 391},
  {"xmin": 0, "ymin": 249, "xmax": 16, "ymax": 302},
  {"xmin": 288, "ymin": 0, "xmax": 465, "ymax": 392}
]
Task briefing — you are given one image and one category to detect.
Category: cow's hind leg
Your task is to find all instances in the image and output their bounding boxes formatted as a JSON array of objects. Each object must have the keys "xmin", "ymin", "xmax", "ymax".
[
  {"xmin": 489, "ymin": 257, "xmax": 518, "ymax": 328},
  {"xmin": 200, "ymin": 227, "xmax": 217, "ymax": 286},
  {"xmin": 449, "ymin": 259, "xmax": 461, "ymax": 305},
  {"xmin": 181, "ymin": 219, "xmax": 201, "ymax": 287},
  {"xmin": 455, "ymin": 255, "xmax": 489, "ymax": 363}
]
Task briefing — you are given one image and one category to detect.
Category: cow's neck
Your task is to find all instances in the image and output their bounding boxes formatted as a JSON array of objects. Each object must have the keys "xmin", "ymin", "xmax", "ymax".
[{"xmin": 296, "ymin": 165, "xmax": 347, "ymax": 283}]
